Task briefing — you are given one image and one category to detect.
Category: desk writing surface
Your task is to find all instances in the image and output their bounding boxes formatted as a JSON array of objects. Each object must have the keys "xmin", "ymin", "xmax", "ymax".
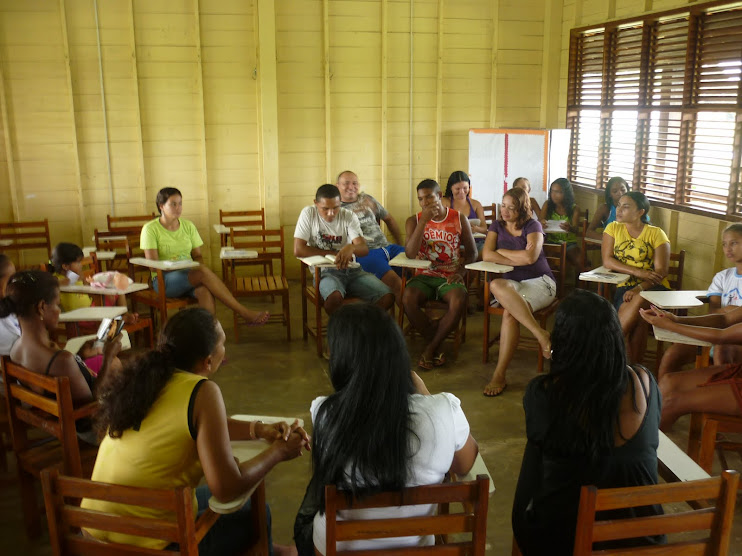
[
  {"xmin": 389, "ymin": 253, "xmax": 432, "ymax": 269},
  {"xmin": 657, "ymin": 431, "xmax": 710, "ymax": 482},
  {"xmin": 129, "ymin": 257, "xmax": 200, "ymax": 271},
  {"xmin": 579, "ymin": 266, "xmax": 630, "ymax": 284},
  {"xmin": 640, "ymin": 290, "xmax": 705, "ymax": 309},
  {"xmin": 59, "ymin": 282, "xmax": 149, "ymax": 296},
  {"xmin": 465, "ymin": 260, "xmax": 514, "ymax": 273},
  {"xmin": 58, "ymin": 306, "xmax": 127, "ymax": 322},
  {"xmin": 472, "ymin": 232, "xmax": 486, "ymax": 239},
  {"xmin": 0, "ymin": 239, "xmax": 12, "ymax": 247},
  {"xmin": 652, "ymin": 326, "xmax": 712, "ymax": 347}
]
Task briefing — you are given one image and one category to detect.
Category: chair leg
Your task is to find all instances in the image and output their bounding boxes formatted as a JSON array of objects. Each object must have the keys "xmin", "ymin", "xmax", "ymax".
[
  {"xmin": 284, "ymin": 292, "xmax": 291, "ymax": 342},
  {"xmin": 688, "ymin": 413, "xmax": 703, "ymax": 461},
  {"xmin": 234, "ymin": 310, "xmax": 240, "ymax": 343},
  {"xmin": 301, "ymin": 291, "xmax": 308, "ymax": 341},
  {"xmin": 698, "ymin": 418, "xmax": 719, "ymax": 474},
  {"xmin": 315, "ymin": 299, "xmax": 323, "ymax": 357},
  {"xmin": 18, "ymin": 468, "xmax": 41, "ymax": 538},
  {"xmin": 482, "ymin": 310, "xmax": 490, "ymax": 364}
]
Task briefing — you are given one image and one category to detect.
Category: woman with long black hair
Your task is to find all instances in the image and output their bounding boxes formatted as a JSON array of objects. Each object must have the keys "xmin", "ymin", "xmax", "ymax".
[
  {"xmin": 81, "ymin": 308, "xmax": 310, "ymax": 555},
  {"xmin": 512, "ymin": 290, "xmax": 664, "ymax": 555},
  {"xmin": 295, "ymin": 303, "xmax": 478, "ymax": 555}
]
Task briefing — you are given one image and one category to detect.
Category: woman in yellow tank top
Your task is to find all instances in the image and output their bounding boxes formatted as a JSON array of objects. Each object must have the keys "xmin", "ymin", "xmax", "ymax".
[{"xmin": 83, "ymin": 308, "xmax": 310, "ymax": 555}]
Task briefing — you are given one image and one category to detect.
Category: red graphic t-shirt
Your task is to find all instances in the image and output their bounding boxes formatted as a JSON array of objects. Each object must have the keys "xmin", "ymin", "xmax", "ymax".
[{"xmin": 415, "ymin": 208, "xmax": 461, "ymax": 278}]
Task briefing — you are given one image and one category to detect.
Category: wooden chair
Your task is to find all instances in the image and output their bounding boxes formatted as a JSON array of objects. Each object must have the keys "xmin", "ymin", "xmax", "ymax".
[
  {"xmin": 107, "ymin": 213, "xmax": 155, "ymax": 234},
  {"xmin": 229, "ymin": 228, "xmax": 290, "ymax": 342},
  {"xmin": 397, "ymin": 267, "xmax": 468, "ymax": 359},
  {"xmin": 0, "ymin": 355, "xmax": 98, "ymax": 538},
  {"xmin": 94, "ymin": 228, "xmax": 135, "ymax": 276},
  {"xmin": 482, "ymin": 242, "xmax": 567, "ymax": 372},
  {"xmin": 482, "ymin": 203, "xmax": 496, "ymax": 227},
  {"xmin": 219, "ymin": 209, "xmax": 269, "ymax": 280},
  {"xmin": 130, "ymin": 267, "xmax": 198, "ymax": 331},
  {"xmin": 42, "ymin": 467, "xmax": 266, "ymax": 556},
  {"xmin": 321, "ymin": 475, "xmax": 489, "ymax": 556},
  {"xmin": 688, "ymin": 412, "xmax": 742, "ymax": 478},
  {"xmin": 300, "ymin": 263, "xmax": 361, "ymax": 357},
  {"xmin": 0, "ymin": 219, "xmax": 52, "ymax": 267},
  {"xmin": 651, "ymin": 249, "xmax": 687, "ymax": 369},
  {"xmin": 571, "ymin": 469, "xmax": 739, "ymax": 555}
]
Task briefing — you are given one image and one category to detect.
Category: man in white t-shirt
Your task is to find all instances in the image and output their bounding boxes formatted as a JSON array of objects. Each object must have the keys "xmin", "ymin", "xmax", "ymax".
[{"xmin": 294, "ymin": 184, "xmax": 394, "ymax": 314}]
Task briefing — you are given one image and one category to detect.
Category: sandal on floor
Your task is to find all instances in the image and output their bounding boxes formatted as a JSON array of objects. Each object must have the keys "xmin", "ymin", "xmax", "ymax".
[
  {"xmin": 432, "ymin": 353, "xmax": 446, "ymax": 367},
  {"xmin": 483, "ymin": 383, "xmax": 508, "ymax": 397},
  {"xmin": 418, "ymin": 355, "xmax": 435, "ymax": 371}
]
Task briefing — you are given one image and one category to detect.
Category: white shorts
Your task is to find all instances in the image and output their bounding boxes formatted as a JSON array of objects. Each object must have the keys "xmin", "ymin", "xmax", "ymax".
[{"xmin": 493, "ymin": 275, "xmax": 557, "ymax": 312}]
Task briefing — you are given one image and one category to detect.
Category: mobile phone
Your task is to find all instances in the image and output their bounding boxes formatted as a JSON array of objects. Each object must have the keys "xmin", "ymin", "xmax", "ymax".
[{"xmin": 96, "ymin": 317, "xmax": 125, "ymax": 341}]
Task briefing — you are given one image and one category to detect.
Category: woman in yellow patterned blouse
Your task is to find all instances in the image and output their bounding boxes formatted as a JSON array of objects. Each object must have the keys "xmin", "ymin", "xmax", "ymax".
[{"xmin": 601, "ymin": 191, "xmax": 670, "ymax": 364}]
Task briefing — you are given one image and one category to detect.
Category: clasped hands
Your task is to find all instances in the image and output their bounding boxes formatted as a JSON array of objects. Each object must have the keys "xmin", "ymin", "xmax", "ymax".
[
  {"xmin": 638, "ymin": 304, "xmax": 676, "ymax": 329},
  {"xmin": 258, "ymin": 419, "xmax": 312, "ymax": 459}
]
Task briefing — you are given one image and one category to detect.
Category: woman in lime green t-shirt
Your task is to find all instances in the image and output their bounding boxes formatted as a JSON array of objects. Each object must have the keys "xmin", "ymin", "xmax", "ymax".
[
  {"xmin": 601, "ymin": 191, "xmax": 671, "ymax": 364},
  {"xmin": 140, "ymin": 187, "xmax": 269, "ymax": 326}
]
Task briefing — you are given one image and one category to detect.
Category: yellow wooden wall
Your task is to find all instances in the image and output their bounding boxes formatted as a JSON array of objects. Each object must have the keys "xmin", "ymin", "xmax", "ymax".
[{"xmin": 0, "ymin": 0, "xmax": 728, "ymax": 283}]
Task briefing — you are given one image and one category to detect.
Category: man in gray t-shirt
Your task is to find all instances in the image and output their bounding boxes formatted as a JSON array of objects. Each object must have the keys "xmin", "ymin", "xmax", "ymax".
[
  {"xmin": 337, "ymin": 170, "xmax": 405, "ymax": 297},
  {"xmin": 294, "ymin": 183, "xmax": 393, "ymax": 315}
]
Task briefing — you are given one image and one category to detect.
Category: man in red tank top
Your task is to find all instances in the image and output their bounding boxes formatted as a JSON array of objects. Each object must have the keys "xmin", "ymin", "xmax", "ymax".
[{"xmin": 403, "ymin": 179, "xmax": 477, "ymax": 370}]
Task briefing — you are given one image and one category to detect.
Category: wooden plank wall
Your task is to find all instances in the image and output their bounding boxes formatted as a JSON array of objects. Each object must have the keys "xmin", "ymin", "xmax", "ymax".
[
  {"xmin": 560, "ymin": 0, "xmax": 730, "ymax": 291},
  {"xmin": 1, "ymin": 0, "xmax": 544, "ymax": 276},
  {"xmin": 0, "ymin": 0, "xmax": 728, "ymax": 284}
]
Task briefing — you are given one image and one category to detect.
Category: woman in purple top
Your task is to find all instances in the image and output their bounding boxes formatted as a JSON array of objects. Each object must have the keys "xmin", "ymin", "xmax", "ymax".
[{"xmin": 481, "ymin": 188, "xmax": 556, "ymax": 397}]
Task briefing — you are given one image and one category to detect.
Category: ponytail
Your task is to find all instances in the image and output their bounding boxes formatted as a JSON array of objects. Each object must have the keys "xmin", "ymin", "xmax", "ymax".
[
  {"xmin": 0, "ymin": 295, "xmax": 15, "ymax": 318},
  {"xmin": 96, "ymin": 349, "xmax": 177, "ymax": 438}
]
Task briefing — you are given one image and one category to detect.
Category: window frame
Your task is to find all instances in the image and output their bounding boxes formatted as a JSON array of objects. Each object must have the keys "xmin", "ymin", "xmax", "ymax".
[{"xmin": 567, "ymin": 0, "xmax": 742, "ymax": 221}]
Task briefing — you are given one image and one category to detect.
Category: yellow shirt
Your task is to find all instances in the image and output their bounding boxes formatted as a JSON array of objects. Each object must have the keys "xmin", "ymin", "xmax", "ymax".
[
  {"xmin": 81, "ymin": 371, "xmax": 206, "ymax": 549},
  {"xmin": 53, "ymin": 272, "xmax": 93, "ymax": 312},
  {"xmin": 604, "ymin": 221, "xmax": 671, "ymax": 289}
]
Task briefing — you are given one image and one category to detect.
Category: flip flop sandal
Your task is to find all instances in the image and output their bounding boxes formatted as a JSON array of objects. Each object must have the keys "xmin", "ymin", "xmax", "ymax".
[
  {"xmin": 432, "ymin": 353, "xmax": 446, "ymax": 367},
  {"xmin": 418, "ymin": 355, "xmax": 435, "ymax": 371},
  {"xmin": 483, "ymin": 383, "xmax": 508, "ymax": 397}
]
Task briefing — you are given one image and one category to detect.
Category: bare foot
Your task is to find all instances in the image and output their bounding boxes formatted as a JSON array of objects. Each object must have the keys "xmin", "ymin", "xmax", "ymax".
[
  {"xmin": 244, "ymin": 310, "xmax": 270, "ymax": 326},
  {"xmin": 483, "ymin": 381, "xmax": 508, "ymax": 397},
  {"xmin": 534, "ymin": 329, "xmax": 551, "ymax": 359}
]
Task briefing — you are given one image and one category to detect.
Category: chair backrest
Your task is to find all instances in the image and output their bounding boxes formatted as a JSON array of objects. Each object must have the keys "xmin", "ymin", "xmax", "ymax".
[
  {"xmin": 668, "ymin": 249, "xmax": 686, "ymax": 291},
  {"xmin": 106, "ymin": 213, "xmax": 156, "ymax": 232},
  {"xmin": 573, "ymin": 469, "xmax": 739, "ymax": 555},
  {"xmin": 0, "ymin": 219, "xmax": 52, "ymax": 264},
  {"xmin": 482, "ymin": 203, "xmax": 496, "ymax": 228},
  {"xmin": 219, "ymin": 208, "xmax": 266, "ymax": 229},
  {"xmin": 543, "ymin": 242, "xmax": 568, "ymax": 298},
  {"xmin": 323, "ymin": 475, "xmax": 489, "ymax": 556},
  {"xmin": 106, "ymin": 214, "xmax": 155, "ymax": 251},
  {"xmin": 94, "ymin": 229, "xmax": 135, "ymax": 276},
  {"xmin": 229, "ymin": 228, "xmax": 285, "ymax": 278},
  {"xmin": 41, "ymin": 468, "xmax": 204, "ymax": 556},
  {"xmin": 0, "ymin": 356, "xmax": 98, "ymax": 477}
]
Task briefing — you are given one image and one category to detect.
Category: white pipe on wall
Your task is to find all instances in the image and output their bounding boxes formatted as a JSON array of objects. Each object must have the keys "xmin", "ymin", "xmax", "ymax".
[
  {"xmin": 93, "ymin": 0, "xmax": 114, "ymax": 216},
  {"xmin": 409, "ymin": 0, "xmax": 414, "ymax": 214}
]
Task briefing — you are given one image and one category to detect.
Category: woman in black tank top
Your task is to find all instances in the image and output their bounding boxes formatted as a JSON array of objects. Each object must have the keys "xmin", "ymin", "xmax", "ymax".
[
  {"xmin": 0, "ymin": 270, "xmax": 122, "ymax": 406},
  {"xmin": 512, "ymin": 290, "xmax": 664, "ymax": 555}
]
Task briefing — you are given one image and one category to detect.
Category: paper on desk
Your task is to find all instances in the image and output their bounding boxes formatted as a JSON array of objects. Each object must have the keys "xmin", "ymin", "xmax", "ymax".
[
  {"xmin": 652, "ymin": 326, "xmax": 712, "ymax": 347},
  {"xmin": 579, "ymin": 266, "xmax": 630, "ymax": 284},
  {"xmin": 300, "ymin": 254, "xmax": 360, "ymax": 268},
  {"xmin": 389, "ymin": 253, "xmax": 432, "ymax": 269},
  {"xmin": 543, "ymin": 219, "xmax": 566, "ymax": 233}
]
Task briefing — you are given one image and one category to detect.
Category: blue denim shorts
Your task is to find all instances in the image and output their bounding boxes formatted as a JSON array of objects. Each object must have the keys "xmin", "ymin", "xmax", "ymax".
[
  {"xmin": 318, "ymin": 267, "xmax": 391, "ymax": 302},
  {"xmin": 152, "ymin": 268, "xmax": 196, "ymax": 298}
]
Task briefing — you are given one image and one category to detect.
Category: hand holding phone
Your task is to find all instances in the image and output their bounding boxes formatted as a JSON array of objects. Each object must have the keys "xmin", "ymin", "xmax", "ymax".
[{"xmin": 96, "ymin": 317, "xmax": 125, "ymax": 342}]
